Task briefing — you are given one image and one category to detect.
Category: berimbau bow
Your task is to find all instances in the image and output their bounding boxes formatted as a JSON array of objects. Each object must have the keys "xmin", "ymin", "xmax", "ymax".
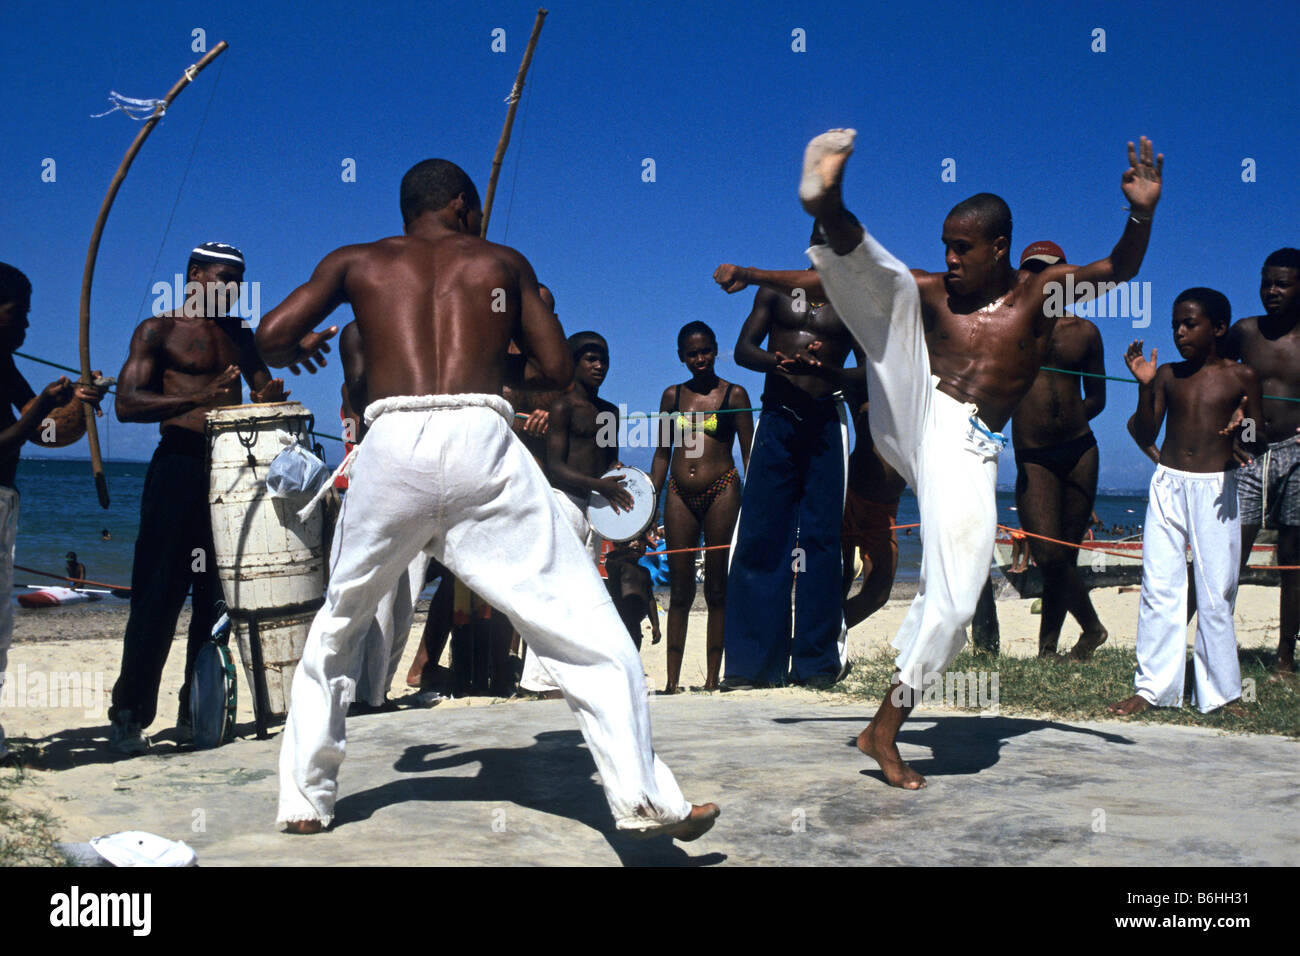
[{"xmin": 78, "ymin": 41, "xmax": 229, "ymax": 508}]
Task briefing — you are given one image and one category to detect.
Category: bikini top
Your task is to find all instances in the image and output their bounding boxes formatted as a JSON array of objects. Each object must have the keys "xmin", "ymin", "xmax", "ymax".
[{"xmin": 672, "ymin": 383, "xmax": 735, "ymax": 441}]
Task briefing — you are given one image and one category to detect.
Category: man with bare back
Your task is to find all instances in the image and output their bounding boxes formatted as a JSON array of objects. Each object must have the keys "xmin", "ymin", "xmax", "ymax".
[
  {"xmin": 1010, "ymin": 241, "xmax": 1109, "ymax": 661},
  {"xmin": 108, "ymin": 243, "xmax": 323, "ymax": 755},
  {"xmin": 710, "ymin": 255, "xmax": 865, "ymax": 687},
  {"xmin": 799, "ymin": 129, "xmax": 1162, "ymax": 787},
  {"xmin": 257, "ymin": 160, "xmax": 716, "ymax": 839}
]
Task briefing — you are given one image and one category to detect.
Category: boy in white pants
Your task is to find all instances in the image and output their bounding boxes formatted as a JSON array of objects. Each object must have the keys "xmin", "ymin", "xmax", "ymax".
[{"xmin": 1111, "ymin": 288, "xmax": 1263, "ymax": 715}]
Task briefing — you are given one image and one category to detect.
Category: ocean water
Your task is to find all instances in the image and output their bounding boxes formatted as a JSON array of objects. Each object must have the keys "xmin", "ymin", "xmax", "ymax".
[
  {"xmin": 13, "ymin": 458, "xmax": 147, "ymax": 591},
  {"xmin": 10, "ymin": 458, "xmax": 1151, "ymax": 594}
]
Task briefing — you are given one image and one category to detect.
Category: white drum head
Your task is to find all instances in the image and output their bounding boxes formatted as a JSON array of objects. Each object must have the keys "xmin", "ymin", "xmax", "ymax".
[{"xmin": 588, "ymin": 466, "xmax": 656, "ymax": 542}]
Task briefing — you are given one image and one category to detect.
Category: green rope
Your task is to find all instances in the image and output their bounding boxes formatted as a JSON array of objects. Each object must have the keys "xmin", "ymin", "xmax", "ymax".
[
  {"xmin": 14, "ymin": 351, "xmax": 116, "ymax": 394},
  {"xmin": 1040, "ymin": 365, "xmax": 1300, "ymax": 404}
]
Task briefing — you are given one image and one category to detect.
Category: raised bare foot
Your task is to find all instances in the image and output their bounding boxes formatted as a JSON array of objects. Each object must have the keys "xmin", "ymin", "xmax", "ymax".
[
  {"xmin": 856, "ymin": 724, "xmax": 926, "ymax": 790},
  {"xmin": 629, "ymin": 803, "xmax": 720, "ymax": 842},
  {"xmin": 1068, "ymin": 627, "xmax": 1109, "ymax": 661},
  {"xmin": 799, "ymin": 129, "xmax": 856, "ymax": 219},
  {"xmin": 1107, "ymin": 694, "xmax": 1151, "ymax": 716},
  {"xmin": 284, "ymin": 819, "xmax": 323, "ymax": 835}
]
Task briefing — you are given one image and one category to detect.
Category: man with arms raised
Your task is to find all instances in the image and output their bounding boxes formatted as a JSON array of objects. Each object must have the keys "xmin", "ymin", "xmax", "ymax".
[
  {"xmin": 1224, "ymin": 247, "xmax": 1300, "ymax": 679},
  {"xmin": 799, "ymin": 129, "xmax": 1161, "ymax": 787},
  {"xmin": 257, "ymin": 159, "xmax": 716, "ymax": 839}
]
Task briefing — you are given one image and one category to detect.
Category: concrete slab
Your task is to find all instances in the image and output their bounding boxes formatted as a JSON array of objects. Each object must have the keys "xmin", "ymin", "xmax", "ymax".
[{"xmin": 26, "ymin": 695, "xmax": 1300, "ymax": 866}]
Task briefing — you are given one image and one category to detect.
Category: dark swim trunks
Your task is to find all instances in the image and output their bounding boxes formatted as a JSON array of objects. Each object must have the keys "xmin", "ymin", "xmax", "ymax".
[
  {"xmin": 1238, "ymin": 437, "xmax": 1300, "ymax": 528},
  {"xmin": 1014, "ymin": 430, "xmax": 1097, "ymax": 481}
]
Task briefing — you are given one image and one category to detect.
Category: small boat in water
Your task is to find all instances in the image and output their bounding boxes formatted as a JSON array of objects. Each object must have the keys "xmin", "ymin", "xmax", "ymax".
[{"xmin": 994, "ymin": 532, "xmax": 1281, "ymax": 598}]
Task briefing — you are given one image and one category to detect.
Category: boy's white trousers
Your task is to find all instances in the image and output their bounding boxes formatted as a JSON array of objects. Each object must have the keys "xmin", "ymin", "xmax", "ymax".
[
  {"xmin": 1135, "ymin": 465, "xmax": 1242, "ymax": 712},
  {"xmin": 278, "ymin": 394, "xmax": 691, "ymax": 830},
  {"xmin": 810, "ymin": 235, "xmax": 1002, "ymax": 692}
]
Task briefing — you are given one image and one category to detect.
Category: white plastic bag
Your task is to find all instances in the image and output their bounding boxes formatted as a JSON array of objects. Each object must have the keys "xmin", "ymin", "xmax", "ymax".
[{"xmin": 266, "ymin": 435, "xmax": 330, "ymax": 501}]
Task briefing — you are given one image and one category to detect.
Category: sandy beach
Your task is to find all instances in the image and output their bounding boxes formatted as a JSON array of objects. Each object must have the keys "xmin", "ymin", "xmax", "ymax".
[{"xmin": 1, "ymin": 581, "xmax": 1288, "ymax": 749}]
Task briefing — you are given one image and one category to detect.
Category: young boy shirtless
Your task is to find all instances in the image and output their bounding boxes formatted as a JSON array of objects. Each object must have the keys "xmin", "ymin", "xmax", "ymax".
[
  {"xmin": 517, "ymin": 332, "xmax": 635, "ymax": 694},
  {"xmin": 1110, "ymin": 288, "xmax": 1264, "ymax": 716}
]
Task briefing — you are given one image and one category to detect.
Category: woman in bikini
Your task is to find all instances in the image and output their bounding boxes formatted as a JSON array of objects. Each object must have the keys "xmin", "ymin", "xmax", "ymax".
[{"xmin": 649, "ymin": 321, "xmax": 753, "ymax": 692}]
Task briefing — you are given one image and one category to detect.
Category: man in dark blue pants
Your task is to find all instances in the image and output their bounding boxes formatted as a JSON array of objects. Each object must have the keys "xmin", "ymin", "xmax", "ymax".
[{"xmin": 712, "ymin": 255, "xmax": 864, "ymax": 685}]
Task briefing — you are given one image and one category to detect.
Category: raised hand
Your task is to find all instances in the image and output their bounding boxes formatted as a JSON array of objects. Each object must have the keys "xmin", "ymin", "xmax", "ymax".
[
  {"xmin": 1121, "ymin": 136, "xmax": 1163, "ymax": 214},
  {"xmin": 713, "ymin": 264, "xmax": 750, "ymax": 294},
  {"xmin": 1125, "ymin": 340, "xmax": 1157, "ymax": 385},
  {"xmin": 288, "ymin": 325, "xmax": 339, "ymax": 375}
]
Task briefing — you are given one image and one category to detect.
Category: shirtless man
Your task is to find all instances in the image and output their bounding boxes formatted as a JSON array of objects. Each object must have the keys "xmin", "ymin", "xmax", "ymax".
[
  {"xmin": 800, "ymin": 128, "xmax": 1161, "ymax": 787},
  {"xmin": 1010, "ymin": 241, "xmax": 1109, "ymax": 661},
  {"xmin": 1224, "ymin": 248, "xmax": 1300, "ymax": 678},
  {"xmin": 108, "ymin": 242, "xmax": 330, "ymax": 755},
  {"xmin": 256, "ymin": 159, "xmax": 715, "ymax": 839},
  {"xmin": 711, "ymin": 253, "xmax": 865, "ymax": 687},
  {"xmin": 0, "ymin": 262, "xmax": 106, "ymax": 761}
]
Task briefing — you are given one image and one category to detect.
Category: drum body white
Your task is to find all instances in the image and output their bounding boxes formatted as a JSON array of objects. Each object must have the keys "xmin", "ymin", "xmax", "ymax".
[
  {"xmin": 207, "ymin": 402, "xmax": 325, "ymax": 719},
  {"xmin": 588, "ymin": 466, "xmax": 657, "ymax": 542}
]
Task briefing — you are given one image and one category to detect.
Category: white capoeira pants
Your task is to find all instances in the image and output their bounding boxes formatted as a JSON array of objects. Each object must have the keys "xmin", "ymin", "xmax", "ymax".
[
  {"xmin": 354, "ymin": 552, "xmax": 428, "ymax": 706},
  {"xmin": 1135, "ymin": 466, "xmax": 1242, "ymax": 712},
  {"xmin": 518, "ymin": 490, "xmax": 602, "ymax": 693},
  {"xmin": 277, "ymin": 394, "xmax": 691, "ymax": 830},
  {"xmin": 0, "ymin": 487, "xmax": 16, "ymax": 754},
  {"xmin": 809, "ymin": 234, "xmax": 1002, "ymax": 693}
]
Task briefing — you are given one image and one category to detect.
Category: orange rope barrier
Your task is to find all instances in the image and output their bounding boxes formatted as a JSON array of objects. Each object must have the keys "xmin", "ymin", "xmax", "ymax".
[{"xmin": 996, "ymin": 525, "xmax": 1300, "ymax": 570}]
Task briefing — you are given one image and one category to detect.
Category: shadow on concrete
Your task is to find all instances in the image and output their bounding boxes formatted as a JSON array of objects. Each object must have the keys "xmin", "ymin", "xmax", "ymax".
[
  {"xmin": 14, "ymin": 716, "xmax": 267, "ymax": 771},
  {"xmin": 335, "ymin": 730, "xmax": 726, "ymax": 867},
  {"xmin": 773, "ymin": 714, "xmax": 1133, "ymax": 784}
]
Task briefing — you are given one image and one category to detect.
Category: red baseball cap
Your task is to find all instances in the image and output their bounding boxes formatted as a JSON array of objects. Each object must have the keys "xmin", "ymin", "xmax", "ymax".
[{"xmin": 1019, "ymin": 241, "xmax": 1066, "ymax": 267}]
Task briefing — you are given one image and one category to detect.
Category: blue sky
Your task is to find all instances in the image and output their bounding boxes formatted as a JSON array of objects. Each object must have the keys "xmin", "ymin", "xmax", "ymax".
[{"xmin": 1, "ymin": 0, "xmax": 1296, "ymax": 491}]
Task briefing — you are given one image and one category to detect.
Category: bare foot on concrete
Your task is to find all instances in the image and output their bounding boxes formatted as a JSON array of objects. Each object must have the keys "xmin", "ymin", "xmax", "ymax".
[
  {"xmin": 1108, "ymin": 694, "xmax": 1151, "ymax": 716},
  {"xmin": 1068, "ymin": 627, "xmax": 1108, "ymax": 661},
  {"xmin": 630, "ymin": 803, "xmax": 720, "ymax": 842},
  {"xmin": 856, "ymin": 723, "xmax": 926, "ymax": 789},
  {"xmin": 284, "ymin": 819, "xmax": 323, "ymax": 835}
]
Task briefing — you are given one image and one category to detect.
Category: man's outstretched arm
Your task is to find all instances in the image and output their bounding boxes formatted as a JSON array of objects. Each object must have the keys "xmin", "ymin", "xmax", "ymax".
[
  {"xmin": 713, "ymin": 264, "xmax": 826, "ymax": 299},
  {"xmin": 255, "ymin": 248, "xmax": 349, "ymax": 369}
]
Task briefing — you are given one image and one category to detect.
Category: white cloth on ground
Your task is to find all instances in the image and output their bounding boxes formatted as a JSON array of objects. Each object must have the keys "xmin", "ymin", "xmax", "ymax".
[
  {"xmin": 0, "ymin": 487, "xmax": 16, "ymax": 757},
  {"xmin": 277, "ymin": 394, "xmax": 691, "ymax": 830},
  {"xmin": 809, "ymin": 236, "xmax": 1002, "ymax": 692},
  {"xmin": 354, "ymin": 552, "xmax": 428, "ymax": 706},
  {"xmin": 1134, "ymin": 465, "xmax": 1242, "ymax": 713},
  {"xmin": 519, "ymin": 489, "xmax": 604, "ymax": 693}
]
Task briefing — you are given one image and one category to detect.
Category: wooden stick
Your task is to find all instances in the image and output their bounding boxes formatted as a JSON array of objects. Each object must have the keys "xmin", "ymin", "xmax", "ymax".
[
  {"xmin": 481, "ymin": 9, "xmax": 547, "ymax": 237},
  {"xmin": 79, "ymin": 41, "xmax": 229, "ymax": 508}
]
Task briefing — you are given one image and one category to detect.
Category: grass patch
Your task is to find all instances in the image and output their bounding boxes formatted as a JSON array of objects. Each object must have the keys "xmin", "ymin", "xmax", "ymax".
[
  {"xmin": 832, "ymin": 647, "xmax": 1300, "ymax": 737},
  {"xmin": 0, "ymin": 757, "xmax": 66, "ymax": 867}
]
